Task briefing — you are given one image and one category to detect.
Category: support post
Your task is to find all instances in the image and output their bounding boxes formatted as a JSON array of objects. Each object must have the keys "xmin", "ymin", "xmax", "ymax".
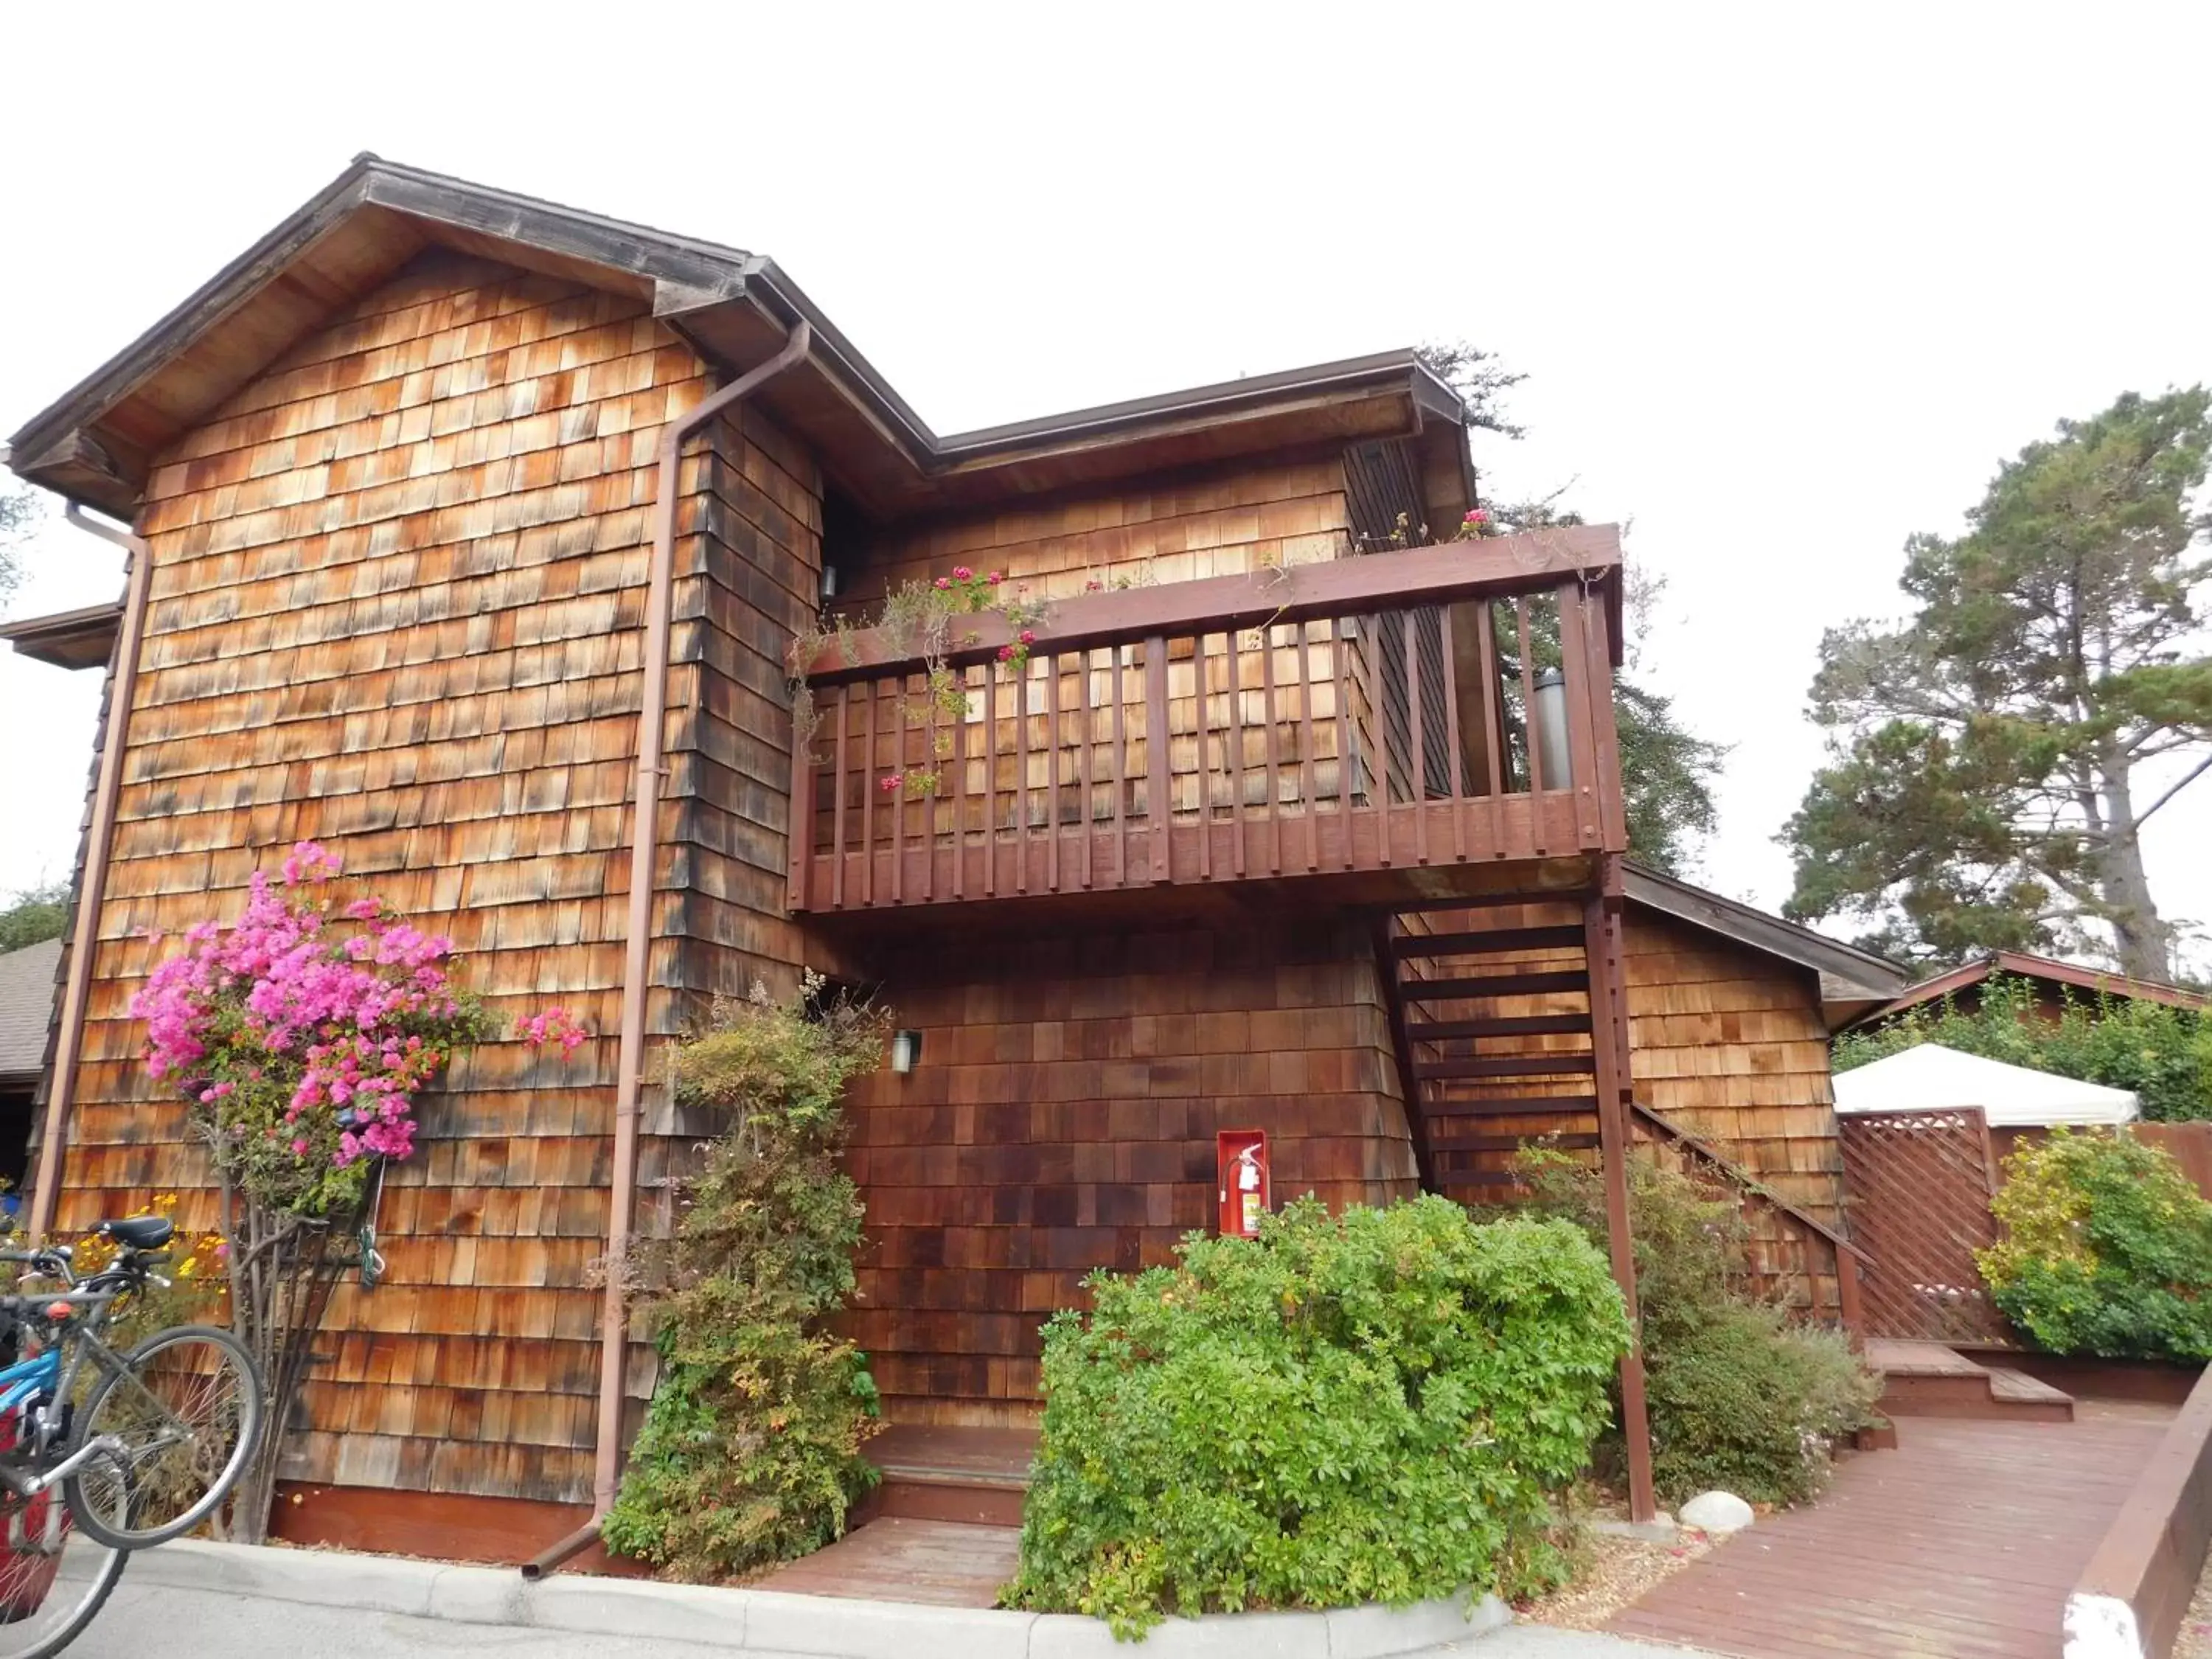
[{"xmin": 1585, "ymin": 856, "xmax": 1657, "ymax": 1524}]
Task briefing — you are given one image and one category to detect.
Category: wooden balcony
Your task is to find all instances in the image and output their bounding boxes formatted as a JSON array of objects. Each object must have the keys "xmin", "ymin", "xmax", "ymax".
[{"xmin": 785, "ymin": 526, "xmax": 1628, "ymax": 918}]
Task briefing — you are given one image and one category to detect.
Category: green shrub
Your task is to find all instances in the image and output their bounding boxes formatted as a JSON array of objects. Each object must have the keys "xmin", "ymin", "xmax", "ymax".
[
  {"xmin": 1833, "ymin": 973, "xmax": 2212, "ymax": 1122},
  {"xmin": 1006, "ymin": 1196, "xmax": 1630, "ymax": 1637},
  {"xmin": 1523, "ymin": 1150, "xmax": 1879, "ymax": 1508},
  {"xmin": 602, "ymin": 978, "xmax": 889, "ymax": 1579},
  {"xmin": 1978, "ymin": 1129, "xmax": 2212, "ymax": 1361}
]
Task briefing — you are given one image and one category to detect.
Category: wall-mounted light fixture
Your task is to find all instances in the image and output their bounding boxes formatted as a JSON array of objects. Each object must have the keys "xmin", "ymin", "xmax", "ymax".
[
  {"xmin": 889, "ymin": 1029, "xmax": 923, "ymax": 1074},
  {"xmin": 819, "ymin": 563, "xmax": 841, "ymax": 604}
]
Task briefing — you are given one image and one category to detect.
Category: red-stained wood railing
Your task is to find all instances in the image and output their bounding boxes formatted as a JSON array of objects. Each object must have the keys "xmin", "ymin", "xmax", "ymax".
[{"xmin": 786, "ymin": 527, "xmax": 1627, "ymax": 914}]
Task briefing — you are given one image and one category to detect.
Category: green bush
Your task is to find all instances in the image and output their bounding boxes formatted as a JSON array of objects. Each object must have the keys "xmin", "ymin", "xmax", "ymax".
[
  {"xmin": 1978, "ymin": 1129, "xmax": 2212, "ymax": 1361},
  {"xmin": 1833, "ymin": 973, "xmax": 2212, "ymax": 1122},
  {"xmin": 602, "ymin": 978, "xmax": 890, "ymax": 1579},
  {"xmin": 1005, "ymin": 1196, "xmax": 1630, "ymax": 1637},
  {"xmin": 1523, "ymin": 1151, "xmax": 1879, "ymax": 1508}
]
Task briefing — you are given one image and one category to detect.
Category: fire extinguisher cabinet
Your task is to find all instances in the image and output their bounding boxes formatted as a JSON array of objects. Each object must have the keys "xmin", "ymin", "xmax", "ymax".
[{"xmin": 1216, "ymin": 1129, "xmax": 1271, "ymax": 1238}]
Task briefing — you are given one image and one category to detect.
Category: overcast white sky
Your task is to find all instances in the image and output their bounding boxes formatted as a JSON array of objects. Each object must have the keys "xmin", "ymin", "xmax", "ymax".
[{"xmin": 3, "ymin": 3, "xmax": 2208, "ymax": 971}]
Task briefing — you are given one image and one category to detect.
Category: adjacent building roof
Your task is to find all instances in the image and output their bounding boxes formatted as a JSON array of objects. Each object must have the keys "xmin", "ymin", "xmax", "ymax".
[
  {"xmin": 7, "ymin": 155, "xmax": 1474, "ymax": 526},
  {"xmin": 1863, "ymin": 949, "xmax": 2210, "ymax": 1026},
  {"xmin": 0, "ymin": 939, "xmax": 61, "ymax": 1086},
  {"xmin": 1622, "ymin": 863, "xmax": 1912, "ymax": 1029},
  {"xmin": 1832, "ymin": 1043, "xmax": 2140, "ymax": 1129},
  {"xmin": 0, "ymin": 599, "xmax": 122, "ymax": 670}
]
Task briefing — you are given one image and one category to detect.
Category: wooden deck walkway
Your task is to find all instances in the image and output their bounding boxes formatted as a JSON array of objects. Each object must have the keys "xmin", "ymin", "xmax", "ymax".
[{"xmin": 1611, "ymin": 1402, "xmax": 2176, "ymax": 1659}]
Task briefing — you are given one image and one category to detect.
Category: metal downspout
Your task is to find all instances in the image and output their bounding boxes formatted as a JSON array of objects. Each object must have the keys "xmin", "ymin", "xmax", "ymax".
[
  {"xmin": 26, "ymin": 501, "xmax": 154, "ymax": 1246},
  {"xmin": 524, "ymin": 320, "xmax": 813, "ymax": 1580}
]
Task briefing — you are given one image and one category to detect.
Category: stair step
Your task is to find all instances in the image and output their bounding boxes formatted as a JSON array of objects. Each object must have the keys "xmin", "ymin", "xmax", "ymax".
[
  {"xmin": 1419, "ymin": 1093, "xmax": 1599, "ymax": 1119},
  {"xmin": 1395, "ymin": 926, "xmax": 1583, "ymax": 959},
  {"xmin": 1417, "ymin": 1054, "xmax": 1597, "ymax": 1080},
  {"xmin": 1866, "ymin": 1340, "xmax": 2076, "ymax": 1424},
  {"xmin": 1399, "ymin": 971, "xmax": 1590, "ymax": 1002},
  {"xmin": 1434, "ymin": 1134, "xmax": 1602, "ymax": 1158},
  {"xmin": 1406, "ymin": 1014, "xmax": 1593, "ymax": 1042},
  {"xmin": 858, "ymin": 1424, "xmax": 1039, "ymax": 1528}
]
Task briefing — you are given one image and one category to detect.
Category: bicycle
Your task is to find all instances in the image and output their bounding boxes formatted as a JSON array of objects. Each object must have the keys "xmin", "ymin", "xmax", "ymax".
[{"xmin": 0, "ymin": 1216, "xmax": 265, "ymax": 1658}]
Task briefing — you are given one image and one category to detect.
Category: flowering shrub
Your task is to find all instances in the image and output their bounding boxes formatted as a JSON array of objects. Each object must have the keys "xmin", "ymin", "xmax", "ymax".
[
  {"xmin": 131, "ymin": 843, "xmax": 565, "ymax": 1214},
  {"xmin": 131, "ymin": 841, "xmax": 584, "ymax": 1539}
]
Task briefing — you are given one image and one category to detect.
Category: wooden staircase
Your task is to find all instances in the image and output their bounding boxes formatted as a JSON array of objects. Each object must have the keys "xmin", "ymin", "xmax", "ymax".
[{"xmin": 1378, "ymin": 897, "xmax": 1612, "ymax": 1203}]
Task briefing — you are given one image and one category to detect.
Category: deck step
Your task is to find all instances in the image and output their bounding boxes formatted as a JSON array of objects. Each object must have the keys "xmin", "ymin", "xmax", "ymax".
[
  {"xmin": 857, "ymin": 1424, "xmax": 1037, "ymax": 1528},
  {"xmin": 1406, "ymin": 1014, "xmax": 1593, "ymax": 1042},
  {"xmin": 1416, "ymin": 1093, "xmax": 1599, "ymax": 1119},
  {"xmin": 1399, "ymin": 970, "xmax": 1591, "ymax": 1002},
  {"xmin": 1868, "ymin": 1340, "xmax": 2075, "ymax": 1424},
  {"xmin": 1394, "ymin": 925, "xmax": 1584, "ymax": 958},
  {"xmin": 1416, "ymin": 1054, "xmax": 1596, "ymax": 1080}
]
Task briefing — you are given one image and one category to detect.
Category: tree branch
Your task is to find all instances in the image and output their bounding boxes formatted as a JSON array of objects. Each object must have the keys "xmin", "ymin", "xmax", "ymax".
[{"xmin": 2122, "ymin": 751, "xmax": 2212, "ymax": 844}]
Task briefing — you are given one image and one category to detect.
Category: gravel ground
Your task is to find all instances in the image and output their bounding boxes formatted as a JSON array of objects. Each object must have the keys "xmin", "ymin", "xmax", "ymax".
[
  {"xmin": 1517, "ymin": 1529, "xmax": 1719, "ymax": 1631},
  {"xmin": 2176, "ymin": 1555, "xmax": 2212, "ymax": 1659}
]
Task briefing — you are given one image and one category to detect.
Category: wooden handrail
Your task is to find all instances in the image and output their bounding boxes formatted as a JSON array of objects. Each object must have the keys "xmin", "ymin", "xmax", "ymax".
[
  {"xmin": 1629, "ymin": 1099, "xmax": 1869, "ymax": 1265},
  {"xmin": 802, "ymin": 525, "xmax": 1624, "ymax": 683}
]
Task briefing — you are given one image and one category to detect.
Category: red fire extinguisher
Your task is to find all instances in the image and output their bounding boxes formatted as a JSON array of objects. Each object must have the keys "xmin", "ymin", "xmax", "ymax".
[{"xmin": 1217, "ymin": 1129, "xmax": 1271, "ymax": 1238}]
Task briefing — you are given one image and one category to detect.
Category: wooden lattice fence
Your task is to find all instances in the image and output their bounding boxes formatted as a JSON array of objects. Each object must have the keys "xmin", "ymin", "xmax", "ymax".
[{"xmin": 1838, "ymin": 1107, "xmax": 2010, "ymax": 1345}]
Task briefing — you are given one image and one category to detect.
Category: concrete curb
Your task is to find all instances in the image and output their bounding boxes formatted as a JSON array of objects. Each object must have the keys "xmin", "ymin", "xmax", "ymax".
[{"xmin": 128, "ymin": 1540, "xmax": 1512, "ymax": 1655}]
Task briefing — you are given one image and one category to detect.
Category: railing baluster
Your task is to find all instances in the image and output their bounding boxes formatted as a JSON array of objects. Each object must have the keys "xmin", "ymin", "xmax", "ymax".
[
  {"xmin": 1440, "ymin": 604, "xmax": 1466, "ymax": 862},
  {"xmin": 890, "ymin": 678, "xmax": 904, "ymax": 906},
  {"xmin": 1046, "ymin": 651, "xmax": 1062, "ymax": 893},
  {"xmin": 1517, "ymin": 597, "xmax": 1546, "ymax": 858},
  {"xmin": 1333, "ymin": 616, "xmax": 1354, "ymax": 870},
  {"xmin": 1405, "ymin": 609, "xmax": 1427, "ymax": 866},
  {"xmin": 951, "ymin": 666, "xmax": 968, "ymax": 900},
  {"xmin": 1015, "ymin": 654, "xmax": 1032, "ymax": 894},
  {"xmin": 920, "ymin": 678, "xmax": 935, "ymax": 904},
  {"xmin": 1296, "ymin": 619, "xmax": 1319, "ymax": 871},
  {"xmin": 1556, "ymin": 580, "xmax": 1601, "ymax": 849},
  {"xmin": 1113, "ymin": 643, "xmax": 1129, "ymax": 887},
  {"xmin": 831, "ymin": 683, "xmax": 849, "ymax": 909},
  {"xmin": 1475, "ymin": 601, "xmax": 1506, "ymax": 858},
  {"xmin": 859, "ymin": 682, "xmax": 876, "ymax": 907},
  {"xmin": 1226, "ymin": 630, "xmax": 1246, "ymax": 877},
  {"xmin": 1194, "ymin": 637, "xmax": 1212, "ymax": 882},
  {"xmin": 983, "ymin": 656, "xmax": 998, "ymax": 898},
  {"xmin": 1078, "ymin": 647, "xmax": 1094, "ymax": 890},
  {"xmin": 787, "ymin": 687, "xmax": 814, "ymax": 911},
  {"xmin": 1145, "ymin": 633, "xmax": 1170, "ymax": 883},
  {"xmin": 1259, "ymin": 618, "xmax": 1281, "ymax": 875}
]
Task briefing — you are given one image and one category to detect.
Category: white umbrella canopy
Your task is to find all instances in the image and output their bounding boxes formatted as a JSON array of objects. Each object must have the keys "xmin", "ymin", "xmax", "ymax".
[{"xmin": 1832, "ymin": 1042, "xmax": 2140, "ymax": 1128}]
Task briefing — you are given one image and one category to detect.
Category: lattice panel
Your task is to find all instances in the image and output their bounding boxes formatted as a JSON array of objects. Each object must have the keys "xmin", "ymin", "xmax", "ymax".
[{"xmin": 1839, "ymin": 1108, "xmax": 2009, "ymax": 1344}]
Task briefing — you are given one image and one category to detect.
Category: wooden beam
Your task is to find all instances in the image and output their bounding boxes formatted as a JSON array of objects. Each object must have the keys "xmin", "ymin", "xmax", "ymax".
[{"xmin": 1585, "ymin": 863, "xmax": 1657, "ymax": 1525}]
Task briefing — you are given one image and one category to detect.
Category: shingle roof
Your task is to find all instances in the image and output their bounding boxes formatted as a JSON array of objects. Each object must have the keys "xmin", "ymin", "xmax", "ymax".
[{"xmin": 0, "ymin": 939, "xmax": 61, "ymax": 1082}]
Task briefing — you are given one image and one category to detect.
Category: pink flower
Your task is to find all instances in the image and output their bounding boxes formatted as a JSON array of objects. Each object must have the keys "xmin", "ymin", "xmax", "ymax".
[
  {"xmin": 881, "ymin": 773, "xmax": 903, "ymax": 792},
  {"xmin": 988, "ymin": 572, "xmax": 1003, "ymax": 585},
  {"xmin": 997, "ymin": 644, "xmax": 1015, "ymax": 661},
  {"xmin": 952, "ymin": 566, "xmax": 973, "ymax": 582},
  {"xmin": 1085, "ymin": 579, "xmax": 1102, "ymax": 592},
  {"xmin": 1018, "ymin": 629, "xmax": 1036, "ymax": 645},
  {"xmin": 1464, "ymin": 508, "xmax": 1489, "ymax": 524},
  {"xmin": 934, "ymin": 576, "xmax": 951, "ymax": 591}
]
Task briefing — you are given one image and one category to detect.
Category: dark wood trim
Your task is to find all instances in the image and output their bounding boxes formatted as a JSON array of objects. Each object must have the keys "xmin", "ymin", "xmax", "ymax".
[
  {"xmin": 803, "ymin": 529, "xmax": 1624, "ymax": 681},
  {"xmin": 270, "ymin": 1482, "xmax": 653, "ymax": 1575},
  {"xmin": 2069, "ymin": 1361, "xmax": 2212, "ymax": 1659}
]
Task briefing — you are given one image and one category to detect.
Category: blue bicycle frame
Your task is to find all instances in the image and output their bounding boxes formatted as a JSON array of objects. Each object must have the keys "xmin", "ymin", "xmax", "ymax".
[{"xmin": 0, "ymin": 1348, "xmax": 58, "ymax": 1439}]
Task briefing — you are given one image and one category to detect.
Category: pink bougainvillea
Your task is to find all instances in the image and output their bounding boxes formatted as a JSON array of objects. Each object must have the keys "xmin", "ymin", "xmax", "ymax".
[{"xmin": 133, "ymin": 841, "xmax": 584, "ymax": 1213}]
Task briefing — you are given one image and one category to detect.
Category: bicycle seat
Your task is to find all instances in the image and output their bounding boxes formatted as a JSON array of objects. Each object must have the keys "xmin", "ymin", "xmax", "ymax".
[{"xmin": 97, "ymin": 1217, "xmax": 174, "ymax": 1250}]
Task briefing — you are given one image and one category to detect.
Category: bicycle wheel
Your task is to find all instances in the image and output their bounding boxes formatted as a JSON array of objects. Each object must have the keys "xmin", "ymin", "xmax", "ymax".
[
  {"xmin": 0, "ymin": 1446, "xmax": 127, "ymax": 1659},
  {"xmin": 65, "ymin": 1323, "xmax": 263, "ymax": 1550}
]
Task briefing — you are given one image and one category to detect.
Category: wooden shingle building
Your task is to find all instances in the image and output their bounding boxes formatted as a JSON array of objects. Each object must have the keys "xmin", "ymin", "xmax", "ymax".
[{"xmin": 2, "ymin": 157, "xmax": 1899, "ymax": 1555}]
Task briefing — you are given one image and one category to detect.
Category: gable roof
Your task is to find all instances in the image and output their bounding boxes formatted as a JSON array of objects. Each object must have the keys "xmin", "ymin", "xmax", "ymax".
[
  {"xmin": 0, "ymin": 939, "xmax": 61, "ymax": 1085},
  {"xmin": 1622, "ymin": 863, "xmax": 1912, "ymax": 1029},
  {"xmin": 1863, "ymin": 950, "xmax": 2211, "ymax": 1026},
  {"xmin": 8, "ymin": 156, "xmax": 1472, "ymax": 525}
]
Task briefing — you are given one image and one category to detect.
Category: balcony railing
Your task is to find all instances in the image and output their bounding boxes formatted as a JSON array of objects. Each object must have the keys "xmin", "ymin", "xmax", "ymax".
[{"xmin": 785, "ymin": 526, "xmax": 1627, "ymax": 914}]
